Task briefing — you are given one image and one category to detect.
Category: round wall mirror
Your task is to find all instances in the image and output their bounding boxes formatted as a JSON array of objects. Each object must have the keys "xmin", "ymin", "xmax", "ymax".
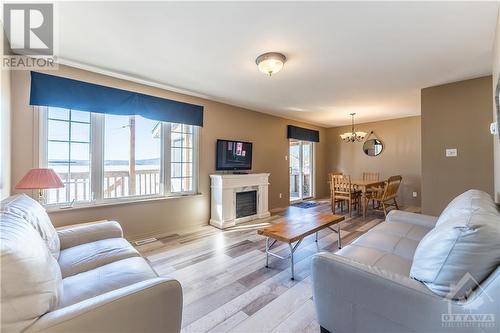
[{"xmin": 363, "ymin": 139, "xmax": 383, "ymax": 156}]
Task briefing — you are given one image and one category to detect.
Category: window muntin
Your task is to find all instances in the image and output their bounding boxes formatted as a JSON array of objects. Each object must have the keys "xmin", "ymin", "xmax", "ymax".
[
  {"xmin": 40, "ymin": 107, "xmax": 198, "ymax": 206},
  {"xmin": 170, "ymin": 123, "xmax": 194, "ymax": 193},
  {"xmin": 45, "ymin": 108, "xmax": 91, "ymax": 204}
]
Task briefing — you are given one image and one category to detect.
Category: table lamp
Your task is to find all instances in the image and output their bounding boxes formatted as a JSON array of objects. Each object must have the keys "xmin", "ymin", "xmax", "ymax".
[{"xmin": 15, "ymin": 168, "xmax": 64, "ymax": 204}]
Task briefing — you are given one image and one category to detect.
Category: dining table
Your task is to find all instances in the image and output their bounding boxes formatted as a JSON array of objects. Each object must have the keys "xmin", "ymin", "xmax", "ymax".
[{"xmin": 351, "ymin": 179, "xmax": 386, "ymax": 218}]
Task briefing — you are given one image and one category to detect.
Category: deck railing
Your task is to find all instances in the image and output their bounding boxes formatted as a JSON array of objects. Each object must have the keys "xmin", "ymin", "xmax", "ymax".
[
  {"xmin": 290, "ymin": 173, "xmax": 311, "ymax": 198},
  {"xmin": 53, "ymin": 169, "xmax": 161, "ymax": 202}
]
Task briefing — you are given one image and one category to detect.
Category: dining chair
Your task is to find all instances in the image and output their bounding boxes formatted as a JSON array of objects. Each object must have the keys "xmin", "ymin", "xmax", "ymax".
[
  {"xmin": 330, "ymin": 174, "xmax": 361, "ymax": 217},
  {"xmin": 363, "ymin": 172, "xmax": 381, "ymax": 208},
  {"xmin": 328, "ymin": 172, "xmax": 343, "ymax": 209},
  {"xmin": 367, "ymin": 175, "xmax": 403, "ymax": 217},
  {"xmin": 362, "ymin": 172, "xmax": 380, "ymax": 182}
]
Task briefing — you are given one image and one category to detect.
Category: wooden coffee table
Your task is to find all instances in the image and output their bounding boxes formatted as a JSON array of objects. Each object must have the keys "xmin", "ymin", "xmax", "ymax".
[{"xmin": 257, "ymin": 213, "xmax": 345, "ymax": 280}]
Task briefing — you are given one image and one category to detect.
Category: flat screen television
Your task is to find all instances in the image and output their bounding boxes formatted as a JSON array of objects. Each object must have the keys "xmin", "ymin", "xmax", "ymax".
[{"xmin": 216, "ymin": 139, "xmax": 252, "ymax": 171}]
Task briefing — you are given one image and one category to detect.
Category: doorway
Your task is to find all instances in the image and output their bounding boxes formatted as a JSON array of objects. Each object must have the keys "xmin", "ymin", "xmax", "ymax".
[{"xmin": 289, "ymin": 140, "xmax": 314, "ymax": 202}]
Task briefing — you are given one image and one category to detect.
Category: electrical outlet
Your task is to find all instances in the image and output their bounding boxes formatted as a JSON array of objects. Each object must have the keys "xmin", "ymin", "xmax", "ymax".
[
  {"xmin": 279, "ymin": 193, "xmax": 283, "ymax": 199},
  {"xmin": 285, "ymin": 155, "xmax": 288, "ymax": 161},
  {"xmin": 412, "ymin": 191, "xmax": 418, "ymax": 198},
  {"xmin": 445, "ymin": 148, "xmax": 457, "ymax": 157}
]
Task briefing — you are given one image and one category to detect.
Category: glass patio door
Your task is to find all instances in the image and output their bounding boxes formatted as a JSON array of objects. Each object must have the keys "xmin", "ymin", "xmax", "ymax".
[{"xmin": 289, "ymin": 140, "xmax": 314, "ymax": 202}]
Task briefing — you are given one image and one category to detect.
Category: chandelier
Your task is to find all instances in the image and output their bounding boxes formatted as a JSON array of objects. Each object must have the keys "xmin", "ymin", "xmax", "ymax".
[{"xmin": 340, "ymin": 113, "xmax": 367, "ymax": 142}]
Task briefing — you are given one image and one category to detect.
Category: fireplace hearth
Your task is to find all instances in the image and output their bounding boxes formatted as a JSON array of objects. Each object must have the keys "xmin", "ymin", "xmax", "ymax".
[{"xmin": 236, "ymin": 190, "xmax": 257, "ymax": 218}]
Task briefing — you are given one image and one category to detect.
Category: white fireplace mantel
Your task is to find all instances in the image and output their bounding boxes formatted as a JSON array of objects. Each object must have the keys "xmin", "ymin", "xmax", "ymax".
[{"xmin": 209, "ymin": 173, "xmax": 270, "ymax": 229}]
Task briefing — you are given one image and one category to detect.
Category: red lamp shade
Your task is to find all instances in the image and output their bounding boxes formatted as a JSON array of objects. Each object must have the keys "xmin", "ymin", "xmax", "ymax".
[{"xmin": 15, "ymin": 168, "xmax": 64, "ymax": 190}]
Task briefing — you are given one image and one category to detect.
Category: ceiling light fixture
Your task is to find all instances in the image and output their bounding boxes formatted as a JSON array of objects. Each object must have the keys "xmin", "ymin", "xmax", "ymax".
[
  {"xmin": 340, "ymin": 113, "xmax": 367, "ymax": 142},
  {"xmin": 256, "ymin": 52, "xmax": 286, "ymax": 76}
]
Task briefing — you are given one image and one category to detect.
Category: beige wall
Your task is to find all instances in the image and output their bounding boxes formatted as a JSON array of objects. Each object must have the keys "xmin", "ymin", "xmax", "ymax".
[
  {"xmin": 1, "ymin": 67, "xmax": 11, "ymax": 200},
  {"xmin": 325, "ymin": 116, "xmax": 422, "ymax": 207},
  {"xmin": 493, "ymin": 8, "xmax": 500, "ymax": 203},
  {"xmin": 10, "ymin": 65, "xmax": 329, "ymax": 240},
  {"xmin": 421, "ymin": 76, "xmax": 494, "ymax": 215}
]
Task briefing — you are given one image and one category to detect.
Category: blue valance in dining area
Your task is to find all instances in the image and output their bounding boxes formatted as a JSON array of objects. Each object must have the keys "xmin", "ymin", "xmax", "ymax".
[{"xmin": 29, "ymin": 71, "xmax": 204, "ymax": 126}]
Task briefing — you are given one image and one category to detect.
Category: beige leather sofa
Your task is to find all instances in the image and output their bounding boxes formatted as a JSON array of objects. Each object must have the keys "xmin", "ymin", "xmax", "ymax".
[
  {"xmin": 312, "ymin": 189, "xmax": 500, "ymax": 333},
  {"xmin": 1, "ymin": 194, "xmax": 182, "ymax": 333}
]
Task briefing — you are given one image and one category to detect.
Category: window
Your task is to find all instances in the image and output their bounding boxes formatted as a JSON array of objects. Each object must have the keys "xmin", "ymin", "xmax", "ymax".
[
  {"xmin": 39, "ymin": 107, "xmax": 198, "ymax": 206},
  {"xmin": 103, "ymin": 115, "xmax": 161, "ymax": 199},
  {"xmin": 170, "ymin": 123, "xmax": 193, "ymax": 193},
  {"xmin": 44, "ymin": 108, "xmax": 91, "ymax": 204}
]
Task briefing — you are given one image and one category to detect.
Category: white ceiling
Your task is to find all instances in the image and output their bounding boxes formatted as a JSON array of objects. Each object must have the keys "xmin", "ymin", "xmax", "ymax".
[{"xmin": 57, "ymin": 1, "xmax": 499, "ymax": 127}]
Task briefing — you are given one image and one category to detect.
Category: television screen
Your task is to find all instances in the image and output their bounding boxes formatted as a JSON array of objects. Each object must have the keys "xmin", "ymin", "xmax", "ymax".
[{"xmin": 216, "ymin": 139, "xmax": 252, "ymax": 170}]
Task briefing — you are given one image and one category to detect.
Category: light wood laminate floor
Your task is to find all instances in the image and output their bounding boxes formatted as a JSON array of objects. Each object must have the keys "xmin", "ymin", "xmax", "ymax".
[{"xmin": 136, "ymin": 200, "xmax": 417, "ymax": 332}]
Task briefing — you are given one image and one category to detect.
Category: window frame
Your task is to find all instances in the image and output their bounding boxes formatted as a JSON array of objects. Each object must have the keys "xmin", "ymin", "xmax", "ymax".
[{"xmin": 38, "ymin": 106, "xmax": 199, "ymax": 208}]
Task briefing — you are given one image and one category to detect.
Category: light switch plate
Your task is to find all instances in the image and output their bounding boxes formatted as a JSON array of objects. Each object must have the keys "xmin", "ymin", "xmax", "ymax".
[{"xmin": 446, "ymin": 148, "xmax": 458, "ymax": 157}]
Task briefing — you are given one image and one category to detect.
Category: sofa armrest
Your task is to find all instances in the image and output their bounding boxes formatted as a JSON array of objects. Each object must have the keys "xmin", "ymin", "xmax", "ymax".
[
  {"xmin": 25, "ymin": 278, "xmax": 183, "ymax": 333},
  {"xmin": 312, "ymin": 252, "xmax": 450, "ymax": 333},
  {"xmin": 57, "ymin": 220, "xmax": 123, "ymax": 249},
  {"xmin": 386, "ymin": 210, "xmax": 438, "ymax": 228}
]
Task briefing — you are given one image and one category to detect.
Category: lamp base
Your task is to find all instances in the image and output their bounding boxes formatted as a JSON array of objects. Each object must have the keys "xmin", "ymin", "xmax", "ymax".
[{"xmin": 37, "ymin": 189, "xmax": 45, "ymax": 205}]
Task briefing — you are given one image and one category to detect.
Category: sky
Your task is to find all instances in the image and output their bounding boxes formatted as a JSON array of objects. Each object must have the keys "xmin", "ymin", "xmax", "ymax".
[
  {"xmin": 104, "ymin": 114, "xmax": 160, "ymax": 161},
  {"xmin": 47, "ymin": 108, "xmax": 161, "ymax": 163}
]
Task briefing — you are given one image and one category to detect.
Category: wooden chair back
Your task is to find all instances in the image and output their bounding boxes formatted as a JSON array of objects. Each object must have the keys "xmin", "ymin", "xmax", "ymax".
[
  {"xmin": 363, "ymin": 172, "xmax": 380, "ymax": 182},
  {"xmin": 328, "ymin": 171, "xmax": 343, "ymax": 181},
  {"xmin": 331, "ymin": 174, "xmax": 353, "ymax": 199},
  {"xmin": 381, "ymin": 175, "xmax": 402, "ymax": 201}
]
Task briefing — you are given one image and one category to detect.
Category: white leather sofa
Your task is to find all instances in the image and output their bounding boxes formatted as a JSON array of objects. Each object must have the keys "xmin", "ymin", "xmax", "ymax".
[
  {"xmin": 1, "ymin": 194, "xmax": 182, "ymax": 333},
  {"xmin": 312, "ymin": 189, "xmax": 500, "ymax": 333}
]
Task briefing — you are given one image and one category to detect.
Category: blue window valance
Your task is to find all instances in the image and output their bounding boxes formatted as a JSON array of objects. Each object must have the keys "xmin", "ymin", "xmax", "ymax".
[
  {"xmin": 287, "ymin": 125, "xmax": 320, "ymax": 142},
  {"xmin": 30, "ymin": 71, "xmax": 204, "ymax": 126}
]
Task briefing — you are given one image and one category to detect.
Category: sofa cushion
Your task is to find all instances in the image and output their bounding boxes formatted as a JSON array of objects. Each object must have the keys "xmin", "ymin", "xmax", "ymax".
[
  {"xmin": 336, "ymin": 220, "xmax": 433, "ymax": 277},
  {"xmin": 58, "ymin": 237, "xmax": 141, "ymax": 278},
  {"xmin": 437, "ymin": 189, "xmax": 498, "ymax": 227},
  {"xmin": 336, "ymin": 245, "xmax": 412, "ymax": 276},
  {"xmin": 370, "ymin": 221, "xmax": 432, "ymax": 242},
  {"xmin": 1, "ymin": 212, "xmax": 63, "ymax": 332},
  {"xmin": 0, "ymin": 194, "xmax": 60, "ymax": 259},
  {"xmin": 410, "ymin": 208, "xmax": 500, "ymax": 299},
  {"xmin": 58, "ymin": 257, "xmax": 157, "ymax": 308}
]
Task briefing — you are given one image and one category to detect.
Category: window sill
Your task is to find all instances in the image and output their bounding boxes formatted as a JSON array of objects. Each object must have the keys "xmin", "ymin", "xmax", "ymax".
[{"xmin": 45, "ymin": 193, "xmax": 203, "ymax": 213}]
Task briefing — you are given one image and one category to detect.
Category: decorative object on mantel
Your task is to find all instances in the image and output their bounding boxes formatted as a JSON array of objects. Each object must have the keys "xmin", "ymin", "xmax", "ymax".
[
  {"xmin": 340, "ymin": 113, "xmax": 367, "ymax": 142},
  {"xmin": 362, "ymin": 131, "xmax": 384, "ymax": 156},
  {"xmin": 256, "ymin": 52, "xmax": 287, "ymax": 76},
  {"xmin": 210, "ymin": 173, "xmax": 270, "ymax": 229},
  {"xmin": 15, "ymin": 168, "xmax": 64, "ymax": 203}
]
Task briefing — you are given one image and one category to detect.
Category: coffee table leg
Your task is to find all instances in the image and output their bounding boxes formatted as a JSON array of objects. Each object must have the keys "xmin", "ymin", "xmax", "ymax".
[
  {"xmin": 289, "ymin": 243, "xmax": 295, "ymax": 280},
  {"xmin": 337, "ymin": 225, "xmax": 342, "ymax": 249},
  {"xmin": 265, "ymin": 237, "xmax": 269, "ymax": 268},
  {"xmin": 327, "ymin": 225, "xmax": 342, "ymax": 249},
  {"xmin": 288, "ymin": 240, "xmax": 303, "ymax": 280}
]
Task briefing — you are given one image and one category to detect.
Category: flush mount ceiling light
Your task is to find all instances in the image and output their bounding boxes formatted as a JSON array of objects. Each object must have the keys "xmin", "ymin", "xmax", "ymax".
[
  {"xmin": 340, "ymin": 113, "xmax": 367, "ymax": 143},
  {"xmin": 256, "ymin": 52, "xmax": 286, "ymax": 76}
]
